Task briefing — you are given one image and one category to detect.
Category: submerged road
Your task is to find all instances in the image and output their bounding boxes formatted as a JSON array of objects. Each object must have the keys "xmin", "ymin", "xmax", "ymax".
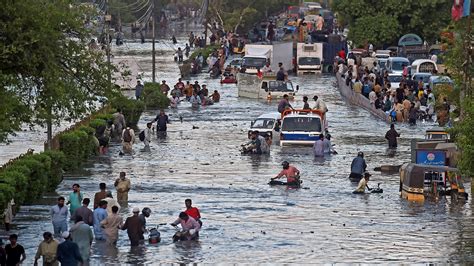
[{"xmin": 6, "ymin": 40, "xmax": 474, "ymax": 264}]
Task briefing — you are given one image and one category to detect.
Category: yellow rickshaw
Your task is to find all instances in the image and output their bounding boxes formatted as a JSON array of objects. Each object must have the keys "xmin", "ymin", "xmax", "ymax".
[{"xmin": 400, "ymin": 163, "xmax": 468, "ymax": 202}]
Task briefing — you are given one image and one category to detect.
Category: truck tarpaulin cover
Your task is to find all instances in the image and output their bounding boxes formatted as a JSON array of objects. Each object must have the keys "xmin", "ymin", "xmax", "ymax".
[{"xmin": 246, "ymin": 47, "xmax": 272, "ymax": 57}]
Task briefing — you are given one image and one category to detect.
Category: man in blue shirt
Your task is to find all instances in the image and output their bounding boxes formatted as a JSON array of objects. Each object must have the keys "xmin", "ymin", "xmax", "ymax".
[
  {"xmin": 93, "ymin": 200, "xmax": 108, "ymax": 240},
  {"xmin": 50, "ymin": 197, "xmax": 68, "ymax": 238},
  {"xmin": 350, "ymin": 151, "xmax": 367, "ymax": 182}
]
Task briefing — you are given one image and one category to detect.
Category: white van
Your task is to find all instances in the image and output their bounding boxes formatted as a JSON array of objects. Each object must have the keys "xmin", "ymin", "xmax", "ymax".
[
  {"xmin": 411, "ymin": 59, "xmax": 438, "ymax": 74},
  {"xmin": 386, "ymin": 57, "xmax": 410, "ymax": 75},
  {"xmin": 248, "ymin": 112, "xmax": 282, "ymax": 140}
]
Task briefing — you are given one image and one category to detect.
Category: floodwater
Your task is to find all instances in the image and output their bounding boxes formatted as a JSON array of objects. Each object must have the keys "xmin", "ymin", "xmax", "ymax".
[{"xmin": 3, "ymin": 38, "xmax": 474, "ymax": 264}]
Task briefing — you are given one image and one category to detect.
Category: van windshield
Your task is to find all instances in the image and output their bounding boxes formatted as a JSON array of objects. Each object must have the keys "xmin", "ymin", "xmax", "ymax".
[
  {"xmin": 267, "ymin": 81, "xmax": 294, "ymax": 92},
  {"xmin": 242, "ymin": 57, "xmax": 267, "ymax": 68},
  {"xmin": 391, "ymin": 61, "xmax": 407, "ymax": 71},
  {"xmin": 252, "ymin": 118, "xmax": 275, "ymax": 129},
  {"xmin": 282, "ymin": 116, "xmax": 321, "ymax": 132}
]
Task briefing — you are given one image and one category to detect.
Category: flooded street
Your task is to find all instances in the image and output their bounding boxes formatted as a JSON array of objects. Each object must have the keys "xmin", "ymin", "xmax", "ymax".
[{"xmin": 7, "ymin": 40, "xmax": 474, "ymax": 264}]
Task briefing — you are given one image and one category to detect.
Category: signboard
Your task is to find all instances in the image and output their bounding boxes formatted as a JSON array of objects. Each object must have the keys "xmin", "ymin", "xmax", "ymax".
[{"xmin": 416, "ymin": 150, "xmax": 446, "ymax": 166}]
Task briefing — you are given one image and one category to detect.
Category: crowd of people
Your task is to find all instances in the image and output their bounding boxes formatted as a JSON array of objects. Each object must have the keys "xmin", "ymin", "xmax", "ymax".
[
  {"xmin": 0, "ymin": 171, "xmax": 203, "ymax": 265},
  {"xmin": 337, "ymin": 50, "xmax": 450, "ymax": 125},
  {"xmin": 95, "ymin": 77, "xmax": 221, "ymax": 156}
]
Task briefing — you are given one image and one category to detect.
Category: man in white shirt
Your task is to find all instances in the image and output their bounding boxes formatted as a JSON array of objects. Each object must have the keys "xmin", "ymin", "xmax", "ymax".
[
  {"xmin": 121, "ymin": 126, "xmax": 135, "ymax": 154},
  {"xmin": 262, "ymin": 62, "xmax": 272, "ymax": 73}
]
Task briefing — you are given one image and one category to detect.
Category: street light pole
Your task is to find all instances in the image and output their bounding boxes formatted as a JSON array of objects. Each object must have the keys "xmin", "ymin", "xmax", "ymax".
[
  {"xmin": 105, "ymin": 0, "xmax": 112, "ymax": 84},
  {"xmin": 152, "ymin": 0, "xmax": 156, "ymax": 83}
]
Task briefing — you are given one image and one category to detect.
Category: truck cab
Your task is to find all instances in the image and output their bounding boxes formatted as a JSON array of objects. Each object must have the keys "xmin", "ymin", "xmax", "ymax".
[
  {"xmin": 241, "ymin": 56, "xmax": 268, "ymax": 74},
  {"xmin": 297, "ymin": 43, "xmax": 323, "ymax": 75}
]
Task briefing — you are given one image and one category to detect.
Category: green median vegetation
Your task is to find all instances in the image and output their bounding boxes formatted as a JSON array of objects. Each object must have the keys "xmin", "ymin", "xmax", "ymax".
[
  {"xmin": 0, "ymin": 150, "xmax": 65, "ymax": 210},
  {"xmin": 141, "ymin": 83, "xmax": 171, "ymax": 110}
]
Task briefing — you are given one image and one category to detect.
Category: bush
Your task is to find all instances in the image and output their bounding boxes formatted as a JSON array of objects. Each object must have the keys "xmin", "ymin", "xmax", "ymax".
[
  {"xmin": 142, "ymin": 83, "xmax": 170, "ymax": 110},
  {"xmin": 89, "ymin": 118, "xmax": 107, "ymax": 130},
  {"xmin": 0, "ymin": 150, "xmax": 66, "ymax": 210},
  {"xmin": 110, "ymin": 95, "xmax": 144, "ymax": 126},
  {"xmin": 59, "ymin": 130, "xmax": 90, "ymax": 170},
  {"xmin": 13, "ymin": 158, "xmax": 48, "ymax": 204},
  {"xmin": 42, "ymin": 150, "xmax": 65, "ymax": 189}
]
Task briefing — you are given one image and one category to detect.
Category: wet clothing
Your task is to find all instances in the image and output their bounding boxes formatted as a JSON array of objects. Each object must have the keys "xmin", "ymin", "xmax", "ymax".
[
  {"xmin": 385, "ymin": 128, "xmax": 400, "ymax": 148},
  {"xmin": 70, "ymin": 221, "xmax": 93, "ymax": 262},
  {"xmin": 93, "ymin": 191, "xmax": 107, "ymax": 209},
  {"xmin": 100, "ymin": 213, "xmax": 123, "ymax": 245},
  {"xmin": 303, "ymin": 102, "xmax": 310, "ymax": 109},
  {"xmin": 135, "ymin": 83, "xmax": 144, "ymax": 99},
  {"xmin": 68, "ymin": 192, "xmax": 83, "ymax": 216},
  {"xmin": 252, "ymin": 137, "xmax": 262, "ymax": 154},
  {"xmin": 353, "ymin": 178, "xmax": 369, "ymax": 194},
  {"xmin": 275, "ymin": 166, "xmax": 300, "ymax": 183},
  {"xmin": 50, "ymin": 205, "xmax": 68, "ymax": 237},
  {"xmin": 5, "ymin": 244, "xmax": 25, "ymax": 266},
  {"xmin": 114, "ymin": 178, "xmax": 131, "ymax": 202},
  {"xmin": 73, "ymin": 206, "xmax": 93, "ymax": 226},
  {"xmin": 122, "ymin": 215, "xmax": 144, "ymax": 246},
  {"xmin": 113, "ymin": 112, "xmax": 126, "ymax": 137},
  {"xmin": 185, "ymin": 207, "xmax": 201, "ymax": 221},
  {"xmin": 93, "ymin": 208, "xmax": 108, "ymax": 240},
  {"xmin": 313, "ymin": 139, "xmax": 324, "ymax": 157},
  {"xmin": 3, "ymin": 199, "xmax": 14, "ymax": 227},
  {"xmin": 277, "ymin": 99, "xmax": 291, "ymax": 113},
  {"xmin": 323, "ymin": 138, "xmax": 332, "ymax": 154},
  {"xmin": 189, "ymin": 95, "xmax": 202, "ymax": 107},
  {"xmin": 276, "ymin": 69, "xmax": 285, "ymax": 81},
  {"xmin": 122, "ymin": 128, "xmax": 135, "ymax": 154},
  {"xmin": 103, "ymin": 197, "xmax": 121, "ymax": 216},
  {"xmin": 258, "ymin": 135, "xmax": 269, "ymax": 154},
  {"xmin": 144, "ymin": 127, "xmax": 152, "ymax": 148},
  {"xmin": 154, "ymin": 114, "xmax": 169, "ymax": 132},
  {"xmin": 172, "ymin": 217, "xmax": 201, "ymax": 240},
  {"xmin": 313, "ymin": 98, "xmax": 327, "ymax": 113},
  {"xmin": 350, "ymin": 156, "xmax": 367, "ymax": 175},
  {"xmin": 56, "ymin": 240, "xmax": 83, "ymax": 266}
]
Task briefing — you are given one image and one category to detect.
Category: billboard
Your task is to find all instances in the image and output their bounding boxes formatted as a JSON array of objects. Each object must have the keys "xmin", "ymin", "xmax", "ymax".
[{"xmin": 416, "ymin": 150, "xmax": 446, "ymax": 166}]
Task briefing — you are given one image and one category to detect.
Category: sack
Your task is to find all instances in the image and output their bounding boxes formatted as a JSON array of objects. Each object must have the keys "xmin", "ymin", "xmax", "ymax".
[
  {"xmin": 123, "ymin": 129, "xmax": 132, "ymax": 142},
  {"xmin": 139, "ymin": 130, "xmax": 145, "ymax": 142}
]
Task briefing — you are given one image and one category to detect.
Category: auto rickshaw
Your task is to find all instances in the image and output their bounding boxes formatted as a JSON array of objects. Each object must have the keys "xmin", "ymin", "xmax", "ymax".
[
  {"xmin": 399, "ymin": 163, "xmax": 468, "ymax": 202},
  {"xmin": 425, "ymin": 127, "xmax": 450, "ymax": 141}
]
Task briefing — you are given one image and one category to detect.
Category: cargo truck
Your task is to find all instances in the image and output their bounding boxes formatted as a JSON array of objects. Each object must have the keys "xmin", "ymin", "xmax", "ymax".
[
  {"xmin": 296, "ymin": 43, "xmax": 323, "ymax": 74},
  {"xmin": 241, "ymin": 42, "xmax": 293, "ymax": 74}
]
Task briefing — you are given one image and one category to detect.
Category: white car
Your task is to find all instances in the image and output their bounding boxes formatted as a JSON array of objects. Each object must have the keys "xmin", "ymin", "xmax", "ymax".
[
  {"xmin": 387, "ymin": 74, "xmax": 403, "ymax": 90},
  {"xmin": 386, "ymin": 57, "xmax": 410, "ymax": 75},
  {"xmin": 248, "ymin": 112, "xmax": 282, "ymax": 140}
]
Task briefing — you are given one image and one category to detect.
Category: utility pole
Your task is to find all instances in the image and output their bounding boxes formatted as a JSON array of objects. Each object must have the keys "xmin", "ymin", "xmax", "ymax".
[
  {"xmin": 105, "ymin": 0, "xmax": 112, "ymax": 84},
  {"xmin": 203, "ymin": 0, "xmax": 209, "ymax": 47},
  {"xmin": 152, "ymin": 0, "xmax": 156, "ymax": 83}
]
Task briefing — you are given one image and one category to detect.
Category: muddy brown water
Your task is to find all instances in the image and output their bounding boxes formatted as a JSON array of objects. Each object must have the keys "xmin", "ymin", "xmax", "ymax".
[{"xmin": 2, "ymin": 39, "xmax": 473, "ymax": 264}]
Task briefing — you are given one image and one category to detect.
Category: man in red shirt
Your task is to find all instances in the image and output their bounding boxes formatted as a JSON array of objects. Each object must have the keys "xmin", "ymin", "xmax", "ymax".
[
  {"xmin": 184, "ymin": 199, "xmax": 202, "ymax": 226},
  {"xmin": 270, "ymin": 161, "xmax": 301, "ymax": 187},
  {"xmin": 338, "ymin": 48, "xmax": 346, "ymax": 60}
]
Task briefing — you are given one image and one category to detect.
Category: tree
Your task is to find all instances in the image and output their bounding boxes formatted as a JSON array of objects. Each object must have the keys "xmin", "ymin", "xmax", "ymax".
[
  {"xmin": 332, "ymin": 0, "xmax": 452, "ymax": 47},
  {"xmin": 443, "ymin": 15, "xmax": 474, "ymax": 177},
  {"xmin": 0, "ymin": 0, "xmax": 117, "ymax": 146},
  {"xmin": 208, "ymin": 0, "xmax": 297, "ymax": 34},
  {"xmin": 348, "ymin": 15, "xmax": 400, "ymax": 48}
]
